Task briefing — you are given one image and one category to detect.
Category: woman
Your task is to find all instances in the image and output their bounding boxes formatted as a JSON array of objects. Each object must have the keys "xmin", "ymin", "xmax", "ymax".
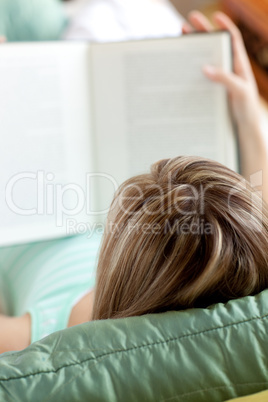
[{"xmin": 1, "ymin": 11, "xmax": 268, "ymax": 353}]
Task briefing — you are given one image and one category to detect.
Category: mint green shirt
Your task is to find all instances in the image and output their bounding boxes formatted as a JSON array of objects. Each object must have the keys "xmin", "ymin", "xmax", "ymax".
[{"xmin": 0, "ymin": 232, "xmax": 102, "ymax": 343}]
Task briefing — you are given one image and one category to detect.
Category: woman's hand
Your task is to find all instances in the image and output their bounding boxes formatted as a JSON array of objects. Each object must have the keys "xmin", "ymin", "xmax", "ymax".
[
  {"xmin": 183, "ymin": 11, "xmax": 268, "ymax": 204},
  {"xmin": 183, "ymin": 11, "xmax": 261, "ymax": 131},
  {"xmin": 0, "ymin": 36, "xmax": 6, "ymax": 43}
]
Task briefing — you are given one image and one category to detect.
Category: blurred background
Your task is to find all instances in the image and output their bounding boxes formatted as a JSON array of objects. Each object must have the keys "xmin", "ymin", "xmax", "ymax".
[
  {"xmin": 63, "ymin": 0, "xmax": 218, "ymax": 19},
  {"xmin": 170, "ymin": 0, "xmax": 218, "ymax": 16}
]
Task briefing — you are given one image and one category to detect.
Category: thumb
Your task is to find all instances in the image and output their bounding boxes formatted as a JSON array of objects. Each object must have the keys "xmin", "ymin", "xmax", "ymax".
[{"xmin": 203, "ymin": 65, "xmax": 245, "ymax": 97}]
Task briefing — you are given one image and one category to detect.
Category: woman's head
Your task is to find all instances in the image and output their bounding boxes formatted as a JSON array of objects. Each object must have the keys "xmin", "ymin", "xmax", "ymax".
[{"xmin": 92, "ymin": 156, "xmax": 268, "ymax": 320}]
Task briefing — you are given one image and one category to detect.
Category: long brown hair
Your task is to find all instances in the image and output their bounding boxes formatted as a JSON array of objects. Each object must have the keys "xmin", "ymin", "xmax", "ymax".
[{"xmin": 92, "ymin": 156, "xmax": 268, "ymax": 320}]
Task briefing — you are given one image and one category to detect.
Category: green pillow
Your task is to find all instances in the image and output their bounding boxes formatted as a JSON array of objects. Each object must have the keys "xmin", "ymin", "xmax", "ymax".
[
  {"xmin": 0, "ymin": 289, "xmax": 268, "ymax": 401},
  {"xmin": 0, "ymin": 0, "xmax": 67, "ymax": 41}
]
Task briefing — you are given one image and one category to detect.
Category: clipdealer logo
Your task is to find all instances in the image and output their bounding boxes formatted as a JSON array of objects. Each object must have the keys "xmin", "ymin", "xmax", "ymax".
[
  {"xmin": 4, "ymin": 169, "xmax": 265, "ymax": 235},
  {"xmin": 5, "ymin": 171, "xmax": 119, "ymax": 227}
]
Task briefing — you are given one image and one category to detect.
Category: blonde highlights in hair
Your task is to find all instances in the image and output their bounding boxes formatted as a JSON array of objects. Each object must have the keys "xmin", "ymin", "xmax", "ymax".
[{"xmin": 92, "ymin": 156, "xmax": 268, "ymax": 320}]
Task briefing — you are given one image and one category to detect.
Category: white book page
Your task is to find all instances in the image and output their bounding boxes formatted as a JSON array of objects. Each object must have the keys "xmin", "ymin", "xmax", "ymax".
[
  {"xmin": 0, "ymin": 42, "xmax": 93, "ymax": 246},
  {"xmin": 91, "ymin": 32, "xmax": 237, "ymax": 216}
]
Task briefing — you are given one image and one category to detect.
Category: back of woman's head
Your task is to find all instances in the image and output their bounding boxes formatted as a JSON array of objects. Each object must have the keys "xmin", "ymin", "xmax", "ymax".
[{"xmin": 92, "ymin": 156, "xmax": 268, "ymax": 320}]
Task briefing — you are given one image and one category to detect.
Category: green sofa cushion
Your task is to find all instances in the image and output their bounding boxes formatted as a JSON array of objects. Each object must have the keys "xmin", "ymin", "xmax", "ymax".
[
  {"xmin": 0, "ymin": 289, "xmax": 268, "ymax": 401},
  {"xmin": 0, "ymin": 0, "xmax": 67, "ymax": 41}
]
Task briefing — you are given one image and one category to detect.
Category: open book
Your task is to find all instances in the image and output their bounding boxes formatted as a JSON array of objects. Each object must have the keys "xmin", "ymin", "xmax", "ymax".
[{"xmin": 0, "ymin": 31, "xmax": 236, "ymax": 246}]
